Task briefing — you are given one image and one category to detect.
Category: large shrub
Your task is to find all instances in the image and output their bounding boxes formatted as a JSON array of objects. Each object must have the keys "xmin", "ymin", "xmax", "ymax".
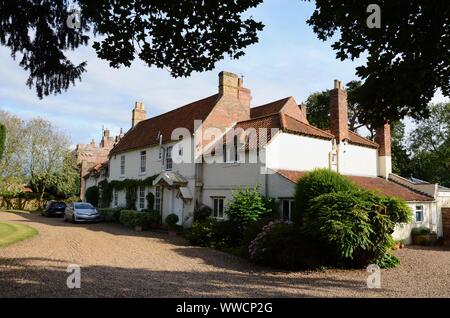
[
  {"xmin": 225, "ymin": 186, "xmax": 274, "ymax": 226},
  {"xmin": 85, "ymin": 186, "xmax": 99, "ymax": 207},
  {"xmin": 303, "ymin": 190, "xmax": 412, "ymax": 267},
  {"xmin": 98, "ymin": 207, "xmax": 122, "ymax": 222},
  {"xmin": 293, "ymin": 169, "xmax": 356, "ymax": 224},
  {"xmin": 193, "ymin": 204, "xmax": 212, "ymax": 222},
  {"xmin": 249, "ymin": 221, "xmax": 326, "ymax": 269},
  {"xmin": 186, "ymin": 219, "xmax": 217, "ymax": 247}
]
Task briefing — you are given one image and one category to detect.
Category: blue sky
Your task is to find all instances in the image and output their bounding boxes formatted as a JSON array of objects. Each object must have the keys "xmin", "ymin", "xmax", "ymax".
[{"xmin": 0, "ymin": 0, "xmax": 447, "ymax": 145}]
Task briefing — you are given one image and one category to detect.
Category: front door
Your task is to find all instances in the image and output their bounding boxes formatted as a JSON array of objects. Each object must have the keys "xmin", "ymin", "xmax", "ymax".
[{"xmin": 172, "ymin": 191, "xmax": 183, "ymax": 226}]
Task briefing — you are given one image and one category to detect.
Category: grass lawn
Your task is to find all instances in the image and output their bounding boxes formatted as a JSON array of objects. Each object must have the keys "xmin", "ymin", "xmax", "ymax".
[{"xmin": 0, "ymin": 222, "xmax": 38, "ymax": 247}]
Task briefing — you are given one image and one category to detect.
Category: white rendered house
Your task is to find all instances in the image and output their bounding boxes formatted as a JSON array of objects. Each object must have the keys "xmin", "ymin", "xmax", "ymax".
[{"xmin": 90, "ymin": 71, "xmax": 448, "ymax": 243}]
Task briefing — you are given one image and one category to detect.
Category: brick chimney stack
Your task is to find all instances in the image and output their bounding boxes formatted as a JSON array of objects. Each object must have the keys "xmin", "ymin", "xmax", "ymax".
[
  {"xmin": 329, "ymin": 80, "xmax": 348, "ymax": 143},
  {"xmin": 375, "ymin": 123, "xmax": 392, "ymax": 178},
  {"xmin": 132, "ymin": 101, "xmax": 147, "ymax": 128},
  {"xmin": 218, "ymin": 71, "xmax": 252, "ymax": 107}
]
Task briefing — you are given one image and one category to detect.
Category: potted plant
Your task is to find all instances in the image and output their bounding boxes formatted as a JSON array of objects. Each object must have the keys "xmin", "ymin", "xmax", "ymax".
[
  {"xmin": 411, "ymin": 227, "xmax": 437, "ymax": 245},
  {"xmin": 165, "ymin": 213, "xmax": 179, "ymax": 236}
]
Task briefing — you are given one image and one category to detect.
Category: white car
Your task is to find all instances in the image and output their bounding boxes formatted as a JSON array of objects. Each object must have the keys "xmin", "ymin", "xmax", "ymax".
[{"xmin": 64, "ymin": 202, "xmax": 101, "ymax": 223}]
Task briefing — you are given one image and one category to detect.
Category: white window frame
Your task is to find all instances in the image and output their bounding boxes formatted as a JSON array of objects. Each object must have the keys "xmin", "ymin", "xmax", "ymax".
[
  {"xmin": 140, "ymin": 151, "xmax": 146, "ymax": 173},
  {"xmin": 223, "ymin": 136, "xmax": 239, "ymax": 163},
  {"xmin": 165, "ymin": 146, "xmax": 173, "ymax": 171},
  {"xmin": 212, "ymin": 197, "xmax": 225, "ymax": 219},
  {"xmin": 113, "ymin": 189, "xmax": 118, "ymax": 207},
  {"xmin": 415, "ymin": 205, "xmax": 424, "ymax": 223},
  {"xmin": 281, "ymin": 199, "xmax": 294, "ymax": 222},
  {"xmin": 155, "ymin": 186, "xmax": 161, "ymax": 212},
  {"xmin": 120, "ymin": 155, "xmax": 125, "ymax": 175},
  {"xmin": 139, "ymin": 186, "xmax": 145, "ymax": 210}
]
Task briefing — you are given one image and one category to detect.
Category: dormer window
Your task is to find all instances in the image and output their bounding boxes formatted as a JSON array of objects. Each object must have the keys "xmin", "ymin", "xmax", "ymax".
[{"xmin": 165, "ymin": 146, "xmax": 173, "ymax": 171}]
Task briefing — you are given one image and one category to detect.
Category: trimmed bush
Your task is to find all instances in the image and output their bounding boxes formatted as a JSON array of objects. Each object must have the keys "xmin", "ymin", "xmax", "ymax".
[
  {"xmin": 85, "ymin": 186, "xmax": 99, "ymax": 207},
  {"xmin": 98, "ymin": 208, "xmax": 122, "ymax": 222},
  {"xmin": 119, "ymin": 210, "xmax": 155, "ymax": 229},
  {"xmin": 165, "ymin": 213, "xmax": 179, "ymax": 228},
  {"xmin": 186, "ymin": 219, "xmax": 217, "ymax": 247},
  {"xmin": 225, "ymin": 186, "xmax": 274, "ymax": 226},
  {"xmin": 293, "ymin": 169, "xmax": 356, "ymax": 224},
  {"xmin": 146, "ymin": 192, "xmax": 155, "ymax": 210}
]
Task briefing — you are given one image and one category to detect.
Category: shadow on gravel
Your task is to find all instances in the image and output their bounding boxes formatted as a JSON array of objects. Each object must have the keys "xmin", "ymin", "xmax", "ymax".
[{"xmin": 0, "ymin": 256, "xmax": 370, "ymax": 298}]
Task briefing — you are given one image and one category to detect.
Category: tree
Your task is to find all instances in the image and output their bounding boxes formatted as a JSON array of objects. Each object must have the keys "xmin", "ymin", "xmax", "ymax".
[
  {"xmin": 307, "ymin": 1, "xmax": 450, "ymax": 126},
  {"xmin": 25, "ymin": 118, "xmax": 72, "ymax": 205},
  {"xmin": 305, "ymin": 81, "xmax": 374, "ymax": 135},
  {"xmin": 0, "ymin": 123, "xmax": 5, "ymax": 160},
  {"xmin": 390, "ymin": 121, "xmax": 413, "ymax": 177},
  {"xmin": 408, "ymin": 103, "xmax": 450, "ymax": 186},
  {"xmin": 0, "ymin": 111, "xmax": 27, "ymax": 196},
  {"xmin": 0, "ymin": 0, "xmax": 264, "ymax": 98}
]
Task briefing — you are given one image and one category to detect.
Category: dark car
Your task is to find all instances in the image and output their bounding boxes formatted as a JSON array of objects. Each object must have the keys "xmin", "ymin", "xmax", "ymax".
[{"xmin": 42, "ymin": 201, "xmax": 67, "ymax": 217}]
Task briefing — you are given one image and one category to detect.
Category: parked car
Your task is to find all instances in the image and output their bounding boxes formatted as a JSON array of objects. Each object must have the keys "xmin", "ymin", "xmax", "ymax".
[
  {"xmin": 64, "ymin": 202, "xmax": 100, "ymax": 223},
  {"xmin": 42, "ymin": 201, "xmax": 67, "ymax": 217}
]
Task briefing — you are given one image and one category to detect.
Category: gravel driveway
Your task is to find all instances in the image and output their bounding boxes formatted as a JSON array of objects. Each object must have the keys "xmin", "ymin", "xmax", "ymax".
[{"xmin": 0, "ymin": 211, "xmax": 449, "ymax": 298}]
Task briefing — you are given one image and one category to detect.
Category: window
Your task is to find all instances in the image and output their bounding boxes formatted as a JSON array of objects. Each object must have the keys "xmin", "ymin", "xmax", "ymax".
[
  {"xmin": 120, "ymin": 155, "xmax": 125, "ymax": 175},
  {"xmin": 281, "ymin": 199, "xmax": 294, "ymax": 222},
  {"xmin": 155, "ymin": 186, "xmax": 161, "ymax": 212},
  {"xmin": 139, "ymin": 186, "xmax": 145, "ymax": 210},
  {"xmin": 223, "ymin": 136, "xmax": 239, "ymax": 163},
  {"xmin": 140, "ymin": 151, "xmax": 146, "ymax": 173},
  {"xmin": 415, "ymin": 205, "xmax": 424, "ymax": 223},
  {"xmin": 165, "ymin": 146, "xmax": 173, "ymax": 170},
  {"xmin": 213, "ymin": 197, "xmax": 225, "ymax": 219},
  {"xmin": 113, "ymin": 189, "xmax": 118, "ymax": 207}
]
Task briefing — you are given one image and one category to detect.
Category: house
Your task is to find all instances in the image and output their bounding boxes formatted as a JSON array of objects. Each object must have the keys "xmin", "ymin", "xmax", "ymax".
[
  {"xmin": 95, "ymin": 71, "xmax": 447, "ymax": 244},
  {"xmin": 74, "ymin": 128, "xmax": 123, "ymax": 199},
  {"xmin": 84, "ymin": 161, "xmax": 109, "ymax": 190}
]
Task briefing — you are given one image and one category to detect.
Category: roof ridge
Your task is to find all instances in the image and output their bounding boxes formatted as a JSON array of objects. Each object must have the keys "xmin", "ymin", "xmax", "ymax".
[
  {"xmin": 388, "ymin": 177, "xmax": 435, "ymax": 199},
  {"xmin": 135, "ymin": 93, "xmax": 219, "ymax": 126},
  {"xmin": 237, "ymin": 112, "xmax": 281, "ymax": 124},
  {"xmin": 251, "ymin": 96, "xmax": 292, "ymax": 110},
  {"xmin": 283, "ymin": 113, "xmax": 335, "ymax": 137},
  {"xmin": 348, "ymin": 130, "xmax": 378, "ymax": 146}
]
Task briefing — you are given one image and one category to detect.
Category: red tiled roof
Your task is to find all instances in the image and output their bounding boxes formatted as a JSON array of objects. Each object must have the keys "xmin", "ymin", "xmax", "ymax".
[
  {"xmin": 276, "ymin": 170, "xmax": 434, "ymax": 202},
  {"xmin": 282, "ymin": 114, "xmax": 334, "ymax": 140},
  {"xmin": 223, "ymin": 113, "xmax": 333, "ymax": 150},
  {"xmin": 250, "ymin": 97, "xmax": 291, "ymax": 118},
  {"xmin": 111, "ymin": 94, "xmax": 219, "ymax": 155},
  {"xmin": 324, "ymin": 129, "xmax": 379, "ymax": 149},
  {"xmin": 348, "ymin": 131, "xmax": 378, "ymax": 149}
]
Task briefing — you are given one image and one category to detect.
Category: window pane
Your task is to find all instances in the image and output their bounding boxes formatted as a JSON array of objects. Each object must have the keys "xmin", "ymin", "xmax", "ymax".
[{"xmin": 219, "ymin": 199, "xmax": 224, "ymax": 218}]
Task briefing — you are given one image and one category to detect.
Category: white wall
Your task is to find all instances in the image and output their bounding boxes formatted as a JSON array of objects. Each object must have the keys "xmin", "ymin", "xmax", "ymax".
[
  {"xmin": 339, "ymin": 142, "xmax": 378, "ymax": 176},
  {"xmin": 265, "ymin": 133, "xmax": 332, "ymax": 171},
  {"xmin": 392, "ymin": 202, "xmax": 436, "ymax": 244}
]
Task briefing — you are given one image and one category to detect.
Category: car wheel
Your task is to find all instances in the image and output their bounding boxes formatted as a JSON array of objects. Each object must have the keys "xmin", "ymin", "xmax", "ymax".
[{"xmin": 63, "ymin": 215, "xmax": 68, "ymax": 222}]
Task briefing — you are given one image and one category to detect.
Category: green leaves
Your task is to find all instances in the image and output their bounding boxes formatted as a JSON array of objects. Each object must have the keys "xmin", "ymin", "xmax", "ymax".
[
  {"xmin": 307, "ymin": 0, "xmax": 450, "ymax": 126},
  {"xmin": 0, "ymin": 124, "xmax": 5, "ymax": 161},
  {"xmin": 225, "ymin": 186, "xmax": 274, "ymax": 226},
  {"xmin": 0, "ymin": 0, "xmax": 264, "ymax": 98}
]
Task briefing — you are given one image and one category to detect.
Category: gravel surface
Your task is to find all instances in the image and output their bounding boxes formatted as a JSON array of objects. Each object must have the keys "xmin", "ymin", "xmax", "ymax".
[{"xmin": 0, "ymin": 212, "xmax": 449, "ymax": 298}]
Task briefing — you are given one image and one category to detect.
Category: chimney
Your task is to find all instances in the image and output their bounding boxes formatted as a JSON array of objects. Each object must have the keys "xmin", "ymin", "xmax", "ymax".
[
  {"xmin": 375, "ymin": 123, "xmax": 392, "ymax": 178},
  {"xmin": 238, "ymin": 77, "xmax": 252, "ymax": 107},
  {"xmin": 132, "ymin": 101, "xmax": 147, "ymax": 128},
  {"xmin": 329, "ymin": 80, "xmax": 348, "ymax": 142},
  {"xmin": 219, "ymin": 71, "xmax": 240, "ymax": 97}
]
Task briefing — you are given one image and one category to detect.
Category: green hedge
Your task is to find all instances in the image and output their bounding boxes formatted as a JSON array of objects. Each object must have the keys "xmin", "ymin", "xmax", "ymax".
[
  {"xmin": 119, "ymin": 210, "xmax": 160, "ymax": 229},
  {"xmin": 98, "ymin": 208, "xmax": 122, "ymax": 222}
]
